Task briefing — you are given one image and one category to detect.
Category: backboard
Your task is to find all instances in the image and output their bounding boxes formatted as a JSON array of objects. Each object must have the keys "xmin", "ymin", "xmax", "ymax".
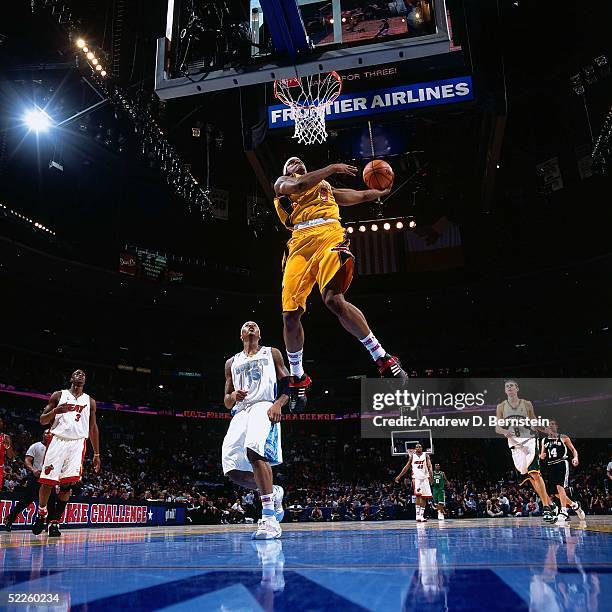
[
  {"xmin": 391, "ymin": 429, "xmax": 434, "ymax": 456},
  {"xmin": 155, "ymin": 0, "xmax": 453, "ymax": 100}
]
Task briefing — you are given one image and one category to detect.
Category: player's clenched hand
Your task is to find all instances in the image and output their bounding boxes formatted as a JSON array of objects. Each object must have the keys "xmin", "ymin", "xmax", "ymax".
[
  {"xmin": 93, "ymin": 456, "xmax": 101, "ymax": 472},
  {"xmin": 572, "ymin": 457, "xmax": 579, "ymax": 467},
  {"xmin": 394, "ymin": 476, "xmax": 401, "ymax": 484},
  {"xmin": 232, "ymin": 390, "xmax": 248, "ymax": 402},
  {"xmin": 267, "ymin": 402, "xmax": 282, "ymax": 423},
  {"xmin": 53, "ymin": 404, "xmax": 72, "ymax": 415},
  {"xmin": 333, "ymin": 163, "xmax": 358, "ymax": 176}
]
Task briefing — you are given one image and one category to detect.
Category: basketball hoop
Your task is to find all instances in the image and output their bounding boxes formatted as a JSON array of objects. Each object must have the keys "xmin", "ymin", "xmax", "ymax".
[{"xmin": 274, "ymin": 71, "xmax": 342, "ymax": 145}]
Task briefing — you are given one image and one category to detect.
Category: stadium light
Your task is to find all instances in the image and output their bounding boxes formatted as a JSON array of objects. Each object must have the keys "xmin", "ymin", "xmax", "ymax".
[
  {"xmin": 87, "ymin": 52, "xmax": 94, "ymax": 60},
  {"xmin": 76, "ymin": 38, "xmax": 86, "ymax": 48},
  {"xmin": 359, "ymin": 225, "xmax": 366, "ymax": 232},
  {"xmin": 347, "ymin": 226, "xmax": 354, "ymax": 233},
  {"xmin": 82, "ymin": 46, "xmax": 89, "ymax": 53},
  {"xmin": 383, "ymin": 222, "xmax": 391, "ymax": 230},
  {"xmin": 409, "ymin": 220, "xmax": 416, "ymax": 229},
  {"xmin": 100, "ymin": 70, "xmax": 107, "ymax": 77},
  {"xmin": 23, "ymin": 108, "xmax": 52, "ymax": 133},
  {"xmin": 92, "ymin": 58, "xmax": 98, "ymax": 66},
  {"xmin": 371, "ymin": 224, "xmax": 378, "ymax": 232},
  {"xmin": 396, "ymin": 221, "xmax": 404, "ymax": 229}
]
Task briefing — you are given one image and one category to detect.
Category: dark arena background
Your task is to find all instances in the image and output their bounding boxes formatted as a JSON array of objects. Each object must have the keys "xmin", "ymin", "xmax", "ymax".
[{"xmin": 0, "ymin": 1, "xmax": 611, "ymax": 610}]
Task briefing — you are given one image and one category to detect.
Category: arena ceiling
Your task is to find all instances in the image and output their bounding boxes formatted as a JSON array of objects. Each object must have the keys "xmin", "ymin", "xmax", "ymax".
[{"xmin": 0, "ymin": 0, "xmax": 611, "ymax": 293}]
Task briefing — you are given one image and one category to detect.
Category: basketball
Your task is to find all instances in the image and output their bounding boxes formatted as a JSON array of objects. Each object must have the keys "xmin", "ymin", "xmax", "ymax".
[{"xmin": 363, "ymin": 160, "xmax": 394, "ymax": 190}]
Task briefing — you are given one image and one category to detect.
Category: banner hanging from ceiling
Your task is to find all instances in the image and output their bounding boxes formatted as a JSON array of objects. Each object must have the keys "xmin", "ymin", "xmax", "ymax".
[{"xmin": 268, "ymin": 76, "xmax": 474, "ymax": 129}]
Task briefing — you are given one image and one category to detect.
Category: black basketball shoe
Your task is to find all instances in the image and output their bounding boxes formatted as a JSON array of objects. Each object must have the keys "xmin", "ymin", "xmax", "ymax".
[
  {"xmin": 48, "ymin": 522, "xmax": 61, "ymax": 538},
  {"xmin": 31, "ymin": 513, "xmax": 48, "ymax": 535}
]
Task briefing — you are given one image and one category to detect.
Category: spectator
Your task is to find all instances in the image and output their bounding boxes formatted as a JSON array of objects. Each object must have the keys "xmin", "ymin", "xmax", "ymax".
[
  {"xmin": 526, "ymin": 497, "xmax": 540, "ymax": 517},
  {"xmin": 498, "ymin": 493, "xmax": 510, "ymax": 516},
  {"xmin": 288, "ymin": 502, "xmax": 304, "ymax": 522},
  {"xmin": 487, "ymin": 497, "xmax": 503, "ymax": 518},
  {"xmin": 465, "ymin": 494, "xmax": 477, "ymax": 518},
  {"xmin": 310, "ymin": 505, "xmax": 324, "ymax": 522}
]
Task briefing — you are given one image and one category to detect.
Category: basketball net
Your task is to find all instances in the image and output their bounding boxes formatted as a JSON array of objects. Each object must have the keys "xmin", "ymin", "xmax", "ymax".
[{"xmin": 274, "ymin": 71, "xmax": 342, "ymax": 145}]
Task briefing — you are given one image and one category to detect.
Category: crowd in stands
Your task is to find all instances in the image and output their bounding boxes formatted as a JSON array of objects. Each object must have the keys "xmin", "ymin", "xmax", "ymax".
[{"xmin": 2, "ymin": 396, "xmax": 611, "ymax": 524}]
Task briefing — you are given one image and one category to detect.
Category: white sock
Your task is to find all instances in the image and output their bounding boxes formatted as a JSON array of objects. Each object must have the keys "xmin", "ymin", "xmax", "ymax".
[
  {"xmin": 359, "ymin": 332, "xmax": 386, "ymax": 361},
  {"xmin": 261, "ymin": 493, "xmax": 275, "ymax": 518},
  {"xmin": 272, "ymin": 484, "xmax": 282, "ymax": 501},
  {"xmin": 286, "ymin": 350, "xmax": 304, "ymax": 377},
  {"xmin": 571, "ymin": 502, "xmax": 579, "ymax": 510}
]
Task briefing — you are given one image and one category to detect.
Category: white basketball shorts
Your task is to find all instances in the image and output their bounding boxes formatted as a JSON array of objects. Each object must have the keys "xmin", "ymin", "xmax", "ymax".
[
  {"xmin": 222, "ymin": 401, "xmax": 282, "ymax": 475},
  {"xmin": 413, "ymin": 477, "xmax": 432, "ymax": 498},
  {"xmin": 38, "ymin": 435, "xmax": 87, "ymax": 486}
]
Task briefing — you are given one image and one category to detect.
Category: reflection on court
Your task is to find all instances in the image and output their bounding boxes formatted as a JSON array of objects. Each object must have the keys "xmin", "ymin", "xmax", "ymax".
[{"xmin": 0, "ymin": 517, "xmax": 610, "ymax": 610}]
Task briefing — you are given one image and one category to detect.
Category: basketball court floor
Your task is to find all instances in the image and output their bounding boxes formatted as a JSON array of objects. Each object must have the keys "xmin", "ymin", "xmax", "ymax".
[{"xmin": 0, "ymin": 517, "xmax": 610, "ymax": 610}]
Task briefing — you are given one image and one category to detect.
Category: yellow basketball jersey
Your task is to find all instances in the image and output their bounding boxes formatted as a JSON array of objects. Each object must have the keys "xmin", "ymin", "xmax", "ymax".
[{"xmin": 274, "ymin": 177, "xmax": 340, "ymax": 229}]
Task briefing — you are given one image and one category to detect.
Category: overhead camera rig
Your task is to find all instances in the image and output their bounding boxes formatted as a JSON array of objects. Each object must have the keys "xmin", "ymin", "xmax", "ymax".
[{"xmin": 156, "ymin": 0, "xmax": 452, "ymax": 99}]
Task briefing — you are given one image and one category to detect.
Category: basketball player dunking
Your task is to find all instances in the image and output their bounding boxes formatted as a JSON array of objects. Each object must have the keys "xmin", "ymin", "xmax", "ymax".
[
  {"xmin": 274, "ymin": 158, "xmax": 408, "ymax": 405},
  {"xmin": 32, "ymin": 369, "xmax": 101, "ymax": 537},
  {"xmin": 495, "ymin": 379, "xmax": 556, "ymax": 523},
  {"xmin": 222, "ymin": 321, "xmax": 291, "ymax": 540},
  {"xmin": 0, "ymin": 417, "xmax": 16, "ymax": 491},
  {"xmin": 395, "ymin": 442, "xmax": 433, "ymax": 522},
  {"xmin": 540, "ymin": 418, "xmax": 586, "ymax": 524}
]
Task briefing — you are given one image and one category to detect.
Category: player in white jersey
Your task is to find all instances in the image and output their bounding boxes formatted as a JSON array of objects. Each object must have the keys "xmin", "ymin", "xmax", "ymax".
[
  {"xmin": 222, "ymin": 322, "xmax": 292, "ymax": 540},
  {"xmin": 495, "ymin": 379, "xmax": 555, "ymax": 522},
  {"xmin": 395, "ymin": 442, "xmax": 433, "ymax": 522},
  {"xmin": 32, "ymin": 369, "xmax": 100, "ymax": 537}
]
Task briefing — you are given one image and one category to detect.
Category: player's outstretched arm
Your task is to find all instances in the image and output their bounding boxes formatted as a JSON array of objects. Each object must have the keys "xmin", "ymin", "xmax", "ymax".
[
  {"xmin": 40, "ymin": 391, "xmax": 62, "ymax": 426},
  {"xmin": 274, "ymin": 163, "xmax": 357, "ymax": 196},
  {"xmin": 395, "ymin": 456, "xmax": 412, "ymax": 482},
  {"xmin": 333, "ymin": 187, "xmax": 391, "ymax": 206},
  {"xmin": 89, "ymin": 398, "xmax": 101, "ymax": 472}
]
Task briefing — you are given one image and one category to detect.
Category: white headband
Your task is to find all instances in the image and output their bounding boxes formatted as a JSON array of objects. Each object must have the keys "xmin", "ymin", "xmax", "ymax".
[{"xmin": 283, "ymin": 157, "xmax": 303, "ymax": 175}]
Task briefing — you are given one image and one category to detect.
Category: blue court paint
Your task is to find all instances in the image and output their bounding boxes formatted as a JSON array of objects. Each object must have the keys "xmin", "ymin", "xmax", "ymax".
[{"xmin": 0, "ymin": 519, "xmax": 609, "ymax": 611}]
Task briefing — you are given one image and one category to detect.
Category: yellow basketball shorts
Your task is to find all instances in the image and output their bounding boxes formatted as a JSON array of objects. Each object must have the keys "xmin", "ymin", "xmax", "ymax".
[{"xmin": 282, "ymin": 221, "xmax": 354, "ymax": 312}]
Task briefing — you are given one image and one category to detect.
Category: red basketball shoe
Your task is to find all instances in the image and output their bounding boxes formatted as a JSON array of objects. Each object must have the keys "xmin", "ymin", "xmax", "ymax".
[
  {"xmin": 376, "ymin": 354, "xmax": 408, "ymax": 378},
  {"xmin": 288, "ymin": 374, "xmax": 311, "ymax": 413}
]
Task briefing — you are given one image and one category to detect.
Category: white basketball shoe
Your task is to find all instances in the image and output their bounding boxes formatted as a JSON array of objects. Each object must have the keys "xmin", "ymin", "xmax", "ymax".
[
  {"xmin": 253, "ymin": 516, "xmax": 282, "ymax": 540},
  {"xmin": 273, "ymin": 485, "xmax": 285, "ymax": 522},
  {"xmin": 572, "ymin": 501, "xmax": 586, "ymax": 520}
]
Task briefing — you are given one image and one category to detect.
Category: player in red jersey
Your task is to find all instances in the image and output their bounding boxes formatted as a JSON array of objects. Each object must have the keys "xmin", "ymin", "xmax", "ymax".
[{"xmin": 0, "ymin": 417, "xmax": 16, "ymax": 491}]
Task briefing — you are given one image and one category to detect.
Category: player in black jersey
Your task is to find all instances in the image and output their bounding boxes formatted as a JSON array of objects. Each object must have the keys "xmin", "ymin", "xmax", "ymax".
[{"xmin": 540, "ymin": 419, "xmax": 586, "ymax": 524}]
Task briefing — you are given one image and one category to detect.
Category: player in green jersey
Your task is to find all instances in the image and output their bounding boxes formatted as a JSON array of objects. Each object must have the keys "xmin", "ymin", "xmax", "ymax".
[{"xmin": 432, "ymin": 463, "xmax": 450, "ymax": 521}]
